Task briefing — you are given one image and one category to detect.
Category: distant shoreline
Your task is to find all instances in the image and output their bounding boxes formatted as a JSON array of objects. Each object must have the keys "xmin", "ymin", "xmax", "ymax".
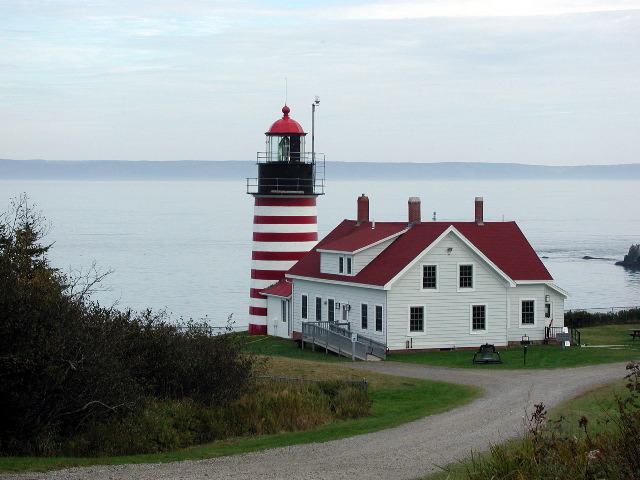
[{"xmin": 2, "ymin": 159, "xmax": 640, "ymax": 181}]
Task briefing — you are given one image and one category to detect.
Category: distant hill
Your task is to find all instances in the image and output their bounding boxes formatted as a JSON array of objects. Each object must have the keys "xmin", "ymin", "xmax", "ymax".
[{"xmin": 1, "ymin": 159, "xmax": 639, "ymax": 180}]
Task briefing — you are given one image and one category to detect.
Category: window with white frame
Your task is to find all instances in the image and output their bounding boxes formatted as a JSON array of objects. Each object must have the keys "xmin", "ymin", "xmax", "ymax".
[
  {"xmin": 301, "ymin": 294, "xmax": 308, "ymax": 319},
  {"xmin": 521, "ymin": 300, "xmax": 535, "ymax": 325},
  {"xmin": 361, "ymin": 303, "xmax": 368, "ymax": 329},
  {"xmin": 471, "ymin": 304, "xmax": 487, "ymax": 332},
  {"xmin": 422, "ymin": 264, "xmax": 437, "ymax": 290},
  {"xmin": 459, "ymin": 264, "xmax": 474, "ymax": 289},
  {"xmin": 338, "ymin": 255, "xmax": 353, "ymax": 275},
  {"xmin": 315, "ymin": 297, "xmax": 322, "ymax": 321},
  {"xmin": 328, "ymin": 298, "xmax": 335, "ymax": 322},
  {"xmin": 545, "ymin": 303, "xmax": 551, "ymax": 319},
  {"xmin": 409, "ymin": 306, "xmax": 425, "ymax": 333},
  {"xmin": 375, "ymin": 305, "xmax": 383, "ymax": 332}
]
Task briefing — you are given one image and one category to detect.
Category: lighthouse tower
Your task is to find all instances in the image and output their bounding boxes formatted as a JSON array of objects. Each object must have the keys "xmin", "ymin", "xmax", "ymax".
[{"xmin": 247, "ymin": 105, "xmax": 324, "ymax": 335}]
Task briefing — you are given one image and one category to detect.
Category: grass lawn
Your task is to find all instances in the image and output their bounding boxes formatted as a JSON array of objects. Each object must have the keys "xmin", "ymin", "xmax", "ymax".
[
  {"xmin": 243, "ymin": 333, "xmax": 348, "ymax": 362},
  {"xmin": 245, "ymin": 325, "xmax": 640, "ymax": 370},
  {"xmin": 388, "ymin": 324, "xmax": 640, "ymax": 369},
  {"xmin": 0, "ymin": 355, "xmax": 481, "ymax": 475}
]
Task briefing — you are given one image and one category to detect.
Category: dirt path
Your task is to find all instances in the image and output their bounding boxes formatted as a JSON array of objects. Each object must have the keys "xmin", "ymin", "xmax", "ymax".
[{"xmin": 3, "ymin": 362, "xmax": 628, "ymax": 480}]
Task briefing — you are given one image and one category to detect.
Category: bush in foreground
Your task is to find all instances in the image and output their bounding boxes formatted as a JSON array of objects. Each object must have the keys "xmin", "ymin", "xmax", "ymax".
[
  {"xmin": 55, "ymin": 379, "xmax": 370, "ymax": 457},
  {"xmin": 459, "ymin": 362, "xmax": 640, "ymax": 480},
  {"xmin": 0, "ymin": 195, "xmax": 259, "ymax": 455}
]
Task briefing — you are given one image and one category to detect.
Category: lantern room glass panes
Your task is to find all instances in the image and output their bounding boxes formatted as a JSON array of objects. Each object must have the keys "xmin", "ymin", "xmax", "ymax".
[{"xmin": 267, "ymin": 135, "xmax": 306, "ymax": 162}]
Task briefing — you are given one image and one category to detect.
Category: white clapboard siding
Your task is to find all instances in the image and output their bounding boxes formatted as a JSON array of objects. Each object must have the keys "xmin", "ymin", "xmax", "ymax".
[
  {"xmin": 292, "ymin": 279, "xmax": 387, "ymax": 344},
  {"xmin": 266, "ymin": 295, "xmax": 288, "ymax": 338},
  {"xmin": 289, "ymin": 230, "xmax": 566, "ymax": 350},
  {"xmin": 386, "ymin": 234, "xmax": 510, "ymax": 350},
  {"xmin": 506, "ymin": 283, "xmax": 548, "ymax": 342},
  {"xmin": 548, "ymin": 289, "xmax": 565, "ymax": 328},
  {"xmin": 320, "ymin": 252, "xmax": 339, "ymax": 275}
]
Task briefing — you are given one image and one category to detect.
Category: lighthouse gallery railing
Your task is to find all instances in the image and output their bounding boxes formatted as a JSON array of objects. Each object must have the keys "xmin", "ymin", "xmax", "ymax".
[{"xmin": 247, "ymin": 152, "xmax": 325, "ymax": 195}]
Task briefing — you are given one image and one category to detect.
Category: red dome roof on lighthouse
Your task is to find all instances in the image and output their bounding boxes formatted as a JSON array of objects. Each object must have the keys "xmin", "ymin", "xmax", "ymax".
[{"xmin": 266, "ymin": 105, "xmax": 307, "ymax": 136}]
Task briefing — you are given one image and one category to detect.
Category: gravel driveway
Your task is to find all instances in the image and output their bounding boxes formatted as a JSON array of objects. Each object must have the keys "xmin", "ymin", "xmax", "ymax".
[{"xmin": 3, "ymin": 361, "xmax": 628, "ymax": 480}]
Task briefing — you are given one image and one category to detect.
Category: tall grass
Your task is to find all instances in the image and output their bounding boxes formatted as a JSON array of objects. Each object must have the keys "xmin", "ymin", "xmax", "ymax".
[
  {"xmin": 448, "ymin": 362, "xmax": 640, "ymax": 480},
  {"xmin": 47, "ymin": 379, "xmax": 371, "ymax": 457},
  {"xmin": 0, "ymin": 357, "xmax": 480, "ymax": 474}
]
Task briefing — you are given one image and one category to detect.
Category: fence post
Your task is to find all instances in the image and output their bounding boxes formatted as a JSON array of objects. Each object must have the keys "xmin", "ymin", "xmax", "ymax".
[{"xmin": 325, "ymin": 328, "xmax": 329, "ymax": 354}]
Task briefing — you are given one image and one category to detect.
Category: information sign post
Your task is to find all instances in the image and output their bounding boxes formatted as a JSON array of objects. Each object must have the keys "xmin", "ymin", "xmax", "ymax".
[{"xmin": 556, "ymin": 332, "xmax": 571, "ymax": 350}]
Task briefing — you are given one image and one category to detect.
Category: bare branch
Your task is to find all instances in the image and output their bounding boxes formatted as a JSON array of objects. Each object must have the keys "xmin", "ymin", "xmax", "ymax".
[
  {"xmin": 60, "ymin": 400, "xmax": 131, "ymax": 416},
  {"xmin": 65, "ymin": 261, "xmax": 114, "ymax": 302}
]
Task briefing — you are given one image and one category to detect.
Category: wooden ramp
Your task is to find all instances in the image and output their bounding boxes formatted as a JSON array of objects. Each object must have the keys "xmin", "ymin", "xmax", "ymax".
[{"xmin": 301, "ymin": 321, "xmax": 386, "ymax": 361}]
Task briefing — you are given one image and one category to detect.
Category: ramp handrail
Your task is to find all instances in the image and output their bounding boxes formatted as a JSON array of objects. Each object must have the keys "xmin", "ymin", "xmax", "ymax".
[
  {"xmin": 301, "ymin": 321, "xmax": 386, "ymax": 360},
  {"xmin": 545, "ymin": 326, "xmax": 581, "ymax": 345}
]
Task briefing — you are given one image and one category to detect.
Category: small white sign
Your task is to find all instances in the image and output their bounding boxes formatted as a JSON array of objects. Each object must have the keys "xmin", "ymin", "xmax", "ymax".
[
  {"xmin": 556, "ymin": 333, "xmax": 571, "ymax": 342},
  {"xmin": 351, "ymin": 333, "xmax": 358, "ymax": 343}
]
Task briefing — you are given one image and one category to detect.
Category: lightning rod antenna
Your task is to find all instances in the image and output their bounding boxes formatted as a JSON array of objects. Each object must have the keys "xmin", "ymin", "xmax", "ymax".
[{"xmin": 285, "ymin": 77, "xmax": 288, "ymax": 105}]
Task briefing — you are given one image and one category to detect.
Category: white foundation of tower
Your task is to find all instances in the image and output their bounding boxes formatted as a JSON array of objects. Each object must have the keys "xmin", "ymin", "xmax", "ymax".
[{"xmin": 248, "ymin": 195, "xmax": 318, "ymax": 335}]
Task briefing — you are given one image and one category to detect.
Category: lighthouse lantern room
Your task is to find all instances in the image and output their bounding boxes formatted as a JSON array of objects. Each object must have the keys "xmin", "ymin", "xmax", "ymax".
[{"xmin": 247, "ymin": 105, "xmax": 324, "ymax": 335}]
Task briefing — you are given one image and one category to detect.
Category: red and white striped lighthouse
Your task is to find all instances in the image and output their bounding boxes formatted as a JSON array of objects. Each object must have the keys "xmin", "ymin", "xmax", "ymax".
[{"xmin": 247, "ymin": 105, "xmax": 324, "ymax": 335}]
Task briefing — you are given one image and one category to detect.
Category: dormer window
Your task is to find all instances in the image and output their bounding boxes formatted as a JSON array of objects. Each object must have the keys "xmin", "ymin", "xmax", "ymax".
[{"xmin": 338, "ymin": 255, "xmax": 353, "ymax": 275}]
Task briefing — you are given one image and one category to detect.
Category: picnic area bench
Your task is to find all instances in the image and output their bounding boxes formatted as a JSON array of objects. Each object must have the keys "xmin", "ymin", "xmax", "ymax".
[{"xmin": 630, "ymin": 329, "xmax": 640, "ymax": 340}]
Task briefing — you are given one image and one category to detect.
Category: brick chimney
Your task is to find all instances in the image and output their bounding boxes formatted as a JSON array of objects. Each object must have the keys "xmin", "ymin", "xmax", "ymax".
[
  {"xmin": 475, "ymin": 197, "xmax": 484, "ymax": 225},
  {"xmin": 357, "ymin": 194, "xmax": 369, "ymax": 225},
  {"xmin": 408, "ymin": 197, "xmax": 421, "ymax": 224}
]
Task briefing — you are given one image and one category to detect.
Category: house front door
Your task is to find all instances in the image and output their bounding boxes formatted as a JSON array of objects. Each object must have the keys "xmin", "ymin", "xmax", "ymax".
[{"xmin": 277, "ymin": 299, "xmax": 292, "ymax": 338}]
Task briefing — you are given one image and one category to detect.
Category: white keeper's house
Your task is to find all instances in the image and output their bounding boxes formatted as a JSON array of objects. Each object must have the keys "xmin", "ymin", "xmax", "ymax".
[{"xmin": 261, "ymin": 195, "xmax": 569, "ymax": 354}]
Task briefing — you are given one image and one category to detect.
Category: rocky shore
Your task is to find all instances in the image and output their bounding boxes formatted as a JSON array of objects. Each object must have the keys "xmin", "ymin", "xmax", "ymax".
[{"xmin": 616, "ymin": 244, "xmax": 640, "ymax": 269}]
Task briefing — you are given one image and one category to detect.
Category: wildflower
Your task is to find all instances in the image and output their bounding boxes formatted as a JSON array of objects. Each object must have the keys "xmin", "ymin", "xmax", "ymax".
[{"xmin": 585, "ymin": 449, "xmax": 601, "ymax": 461}]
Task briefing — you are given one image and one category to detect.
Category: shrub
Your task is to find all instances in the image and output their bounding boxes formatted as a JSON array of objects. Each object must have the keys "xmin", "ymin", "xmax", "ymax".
[
  {"xmin": 0, "ymin": 195, "xmax": 259, "ymax": 455},
  {"xmin": 565, "ymin": 308, "xmax": 640, "ymax": 328},
  {"xmin": 0, "ymin": 195, "xmax": 367, "ymax": 457},
  {"xmin": 460, "ymin": 362, "xmax": 640, "ymax": 480},
  {"xmin": 47, "ymin": 379, "xmax": 371, "ymax": 457}
]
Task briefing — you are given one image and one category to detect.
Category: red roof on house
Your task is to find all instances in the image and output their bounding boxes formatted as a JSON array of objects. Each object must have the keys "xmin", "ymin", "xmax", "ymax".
[
  {"xmin": 287, "ymin": 220, "xmax": 552, "ymax": 287},
  {"xmin": 319, "ymin": 221, "xmax": 407, "ymax": 252},
  {"xmin": 261, "ymin": 279, "xmax": 293, "ymax": 298}
]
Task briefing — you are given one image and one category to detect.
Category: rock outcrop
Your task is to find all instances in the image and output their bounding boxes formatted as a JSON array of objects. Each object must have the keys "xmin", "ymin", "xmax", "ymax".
[{"xmin": 616, "ymin": 244, "xmax": 640, "ymax": 269}]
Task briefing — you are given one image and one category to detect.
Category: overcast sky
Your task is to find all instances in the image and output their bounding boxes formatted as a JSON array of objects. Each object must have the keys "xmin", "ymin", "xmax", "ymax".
[{"xmin": 2, "ymin": 0, "xmax": 639, "ymax": 165}]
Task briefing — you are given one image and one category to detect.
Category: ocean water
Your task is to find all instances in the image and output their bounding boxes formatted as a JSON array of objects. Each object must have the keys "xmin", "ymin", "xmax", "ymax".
[{"xmin": 1, "ymin": 178, "xmax": 639, "ymax": 329}]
